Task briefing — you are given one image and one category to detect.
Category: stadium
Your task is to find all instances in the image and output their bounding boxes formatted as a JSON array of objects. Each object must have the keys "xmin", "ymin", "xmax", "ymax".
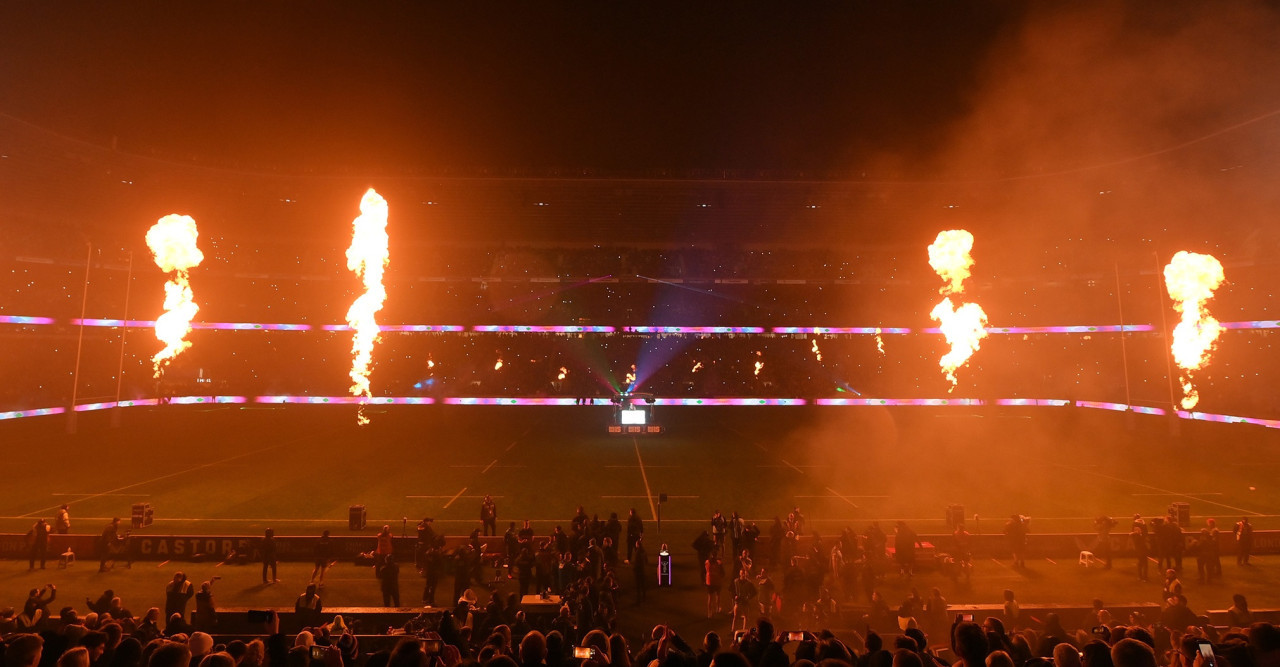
[{"xmin": 3, "ymin": 5, "xmax": 1280, "ymax": 667}]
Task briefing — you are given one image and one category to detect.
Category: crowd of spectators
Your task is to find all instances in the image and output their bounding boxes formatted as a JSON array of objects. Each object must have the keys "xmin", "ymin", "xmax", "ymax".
[
  {"xmin": 7, "ymin": 606, "xmax": 1280, "ymax": 667},
  {"xmin": 2, "ymin": 504, "xmax": 1272, "ymax": 667}
]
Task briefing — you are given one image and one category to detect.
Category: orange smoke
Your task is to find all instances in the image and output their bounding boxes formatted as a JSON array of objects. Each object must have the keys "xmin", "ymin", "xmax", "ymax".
[
  {"xmin": 1163, "ymin": 251, "xmax": 1225, "ymax": 409},
  {"xmin": 927, "ymin": 230, "xmax": 988, "ymax": 389},
  {"xmin": 345, "ymin": 189, "xmax": 390, "ymax": 425},
  {"xmin": 146, "ymin": 214, "xmax": 204, "ymax": 378}
]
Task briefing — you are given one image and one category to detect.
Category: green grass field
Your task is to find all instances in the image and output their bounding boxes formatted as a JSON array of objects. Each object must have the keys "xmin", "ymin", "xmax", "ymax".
[
  {"xmin": 2, "ymin": 405, "xmax": 1279, "ymax": 642},
  {"xmin": 4, "ymin": 405, "xmax": 1277, "ymax": 535}
]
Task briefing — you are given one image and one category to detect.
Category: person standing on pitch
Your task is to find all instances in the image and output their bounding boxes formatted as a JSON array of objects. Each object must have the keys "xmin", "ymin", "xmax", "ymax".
[
  {"xmin": 626, "ymin": 509, "xmax": 644, "ymax": 563},
  {"xmin": 27, "ymin": 519, "xmax": 51, "ymax": 570},
  {"xmin": 375, "ymin": 525, "xmax": 394, "ymax": 567},
  {"xmin": 311, "ymin": 530, "xmax": 334, "ymax": 586},
  {"xmin": 632, "ymin": 535, "xmax": 649, "ymax": 603},
  {"xmin": 481, "ymin": 496, "xmax": 498, "ymax": 536},
  {"xmin": 260, "ymin": 528, "xmax": 278, "ymax": 584},
  {"xmin": 704, "ymin": 550, "xmax": 725, "ymax": 618},
  {"xmin": 730, "ymin": 568, "xmax": 756, "ymax": 632},
  {"xmin": 1235, "ymin": 516, "xmax": 1254, "ymax": 565},
  {"xmin": 54, "ymin": 505, "xmax": 71, "ymax": 535},
  {"xmin": 1004, "ymin": 515, "xmax": 1028, "ymax": 570},
  {"xmin": 98, "ymin": 518, "xmax": 122, "ymax": 572},
  {"xmin": 378, "ymin": 554, "xmax": 401, "ymax": 607},
  {"xmin": 1131, "ymin": 526, "xmax": 1150, "ymax": 582}
]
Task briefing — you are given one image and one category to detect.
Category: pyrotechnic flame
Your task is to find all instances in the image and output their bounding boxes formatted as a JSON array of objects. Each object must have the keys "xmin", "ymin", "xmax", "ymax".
[
  {"xmin": 146, "ymin": 214, "xmax": 204, "ymax": 378},
  {"xmin": 557, "ymin": 367, "xmax": 568, "ymax": 381},
  {"xmin": 927, "ymin": 229, "xmax": 987, "ymax": 389},
  {"xmin": 427, "ymin": 358, "xmax": 435, "ymax": 369},
  {"xmin": 691, "ymin": 361, "xmax": 703, "ymax": 373},
  {"xmin": 874, "ymin": 327, "xmax": 885, "ymax": 355},
  {"xmin": 1163, "ymin": 251, "xmax": 1225, "ymax": 409},
  {"xmin": 753, "ymin": 351, "xmax": 764, "ymax": 377},
  {"xmin": 494, "ymin": 358, "xmax": 504, "ymax": 371},
  {"xmin": 811, "ymin": 339, "xmax": 822, "ymax": 362},
  {"xmin": 345, "ymin": 189, "xmax": 390, "ymax": 425},
  {"xmin": 928, "ymin": 230, "xmax": 976, "ymax": 295},
  {"xmin": 930, "ymin": 298, "xmax": 989, "ymax": 388},
  {"xmin": 625, "ymin": 364, "xmax": 636, "ymax": 387}
]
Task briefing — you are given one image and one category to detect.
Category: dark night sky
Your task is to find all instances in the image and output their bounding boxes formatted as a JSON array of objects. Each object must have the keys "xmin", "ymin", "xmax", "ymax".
[
  {"xmin": 3, "ymin": 0, "xmax": 1280, "ymax": 222},
  {"xmin": 0, "ymin": 2, "xmax": 1023, "ymax": 173}
]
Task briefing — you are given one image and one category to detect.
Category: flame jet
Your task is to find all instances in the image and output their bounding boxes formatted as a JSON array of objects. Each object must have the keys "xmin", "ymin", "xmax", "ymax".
[
  {"xmin": 345, "ymin": 189, "xmax": 390, "ymax": 425},
  {"xmin": 927, "ymin": 230, "xmax": 988, "ymax": 389},
  {"xmin": 146, "ymin": 215, "xmax": 204, "ymax": 377},
  {"xmin": 1163, "ymin": 251, "xmax": 1225, "ymax": 409}
]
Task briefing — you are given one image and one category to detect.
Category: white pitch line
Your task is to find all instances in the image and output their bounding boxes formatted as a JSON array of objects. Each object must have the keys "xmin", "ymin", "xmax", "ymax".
[
  {"xmin": 443, "ymin": 487, "xmax": 467, "ymax": 509},
  {"xmin": 1131, "ymin": 492, "xmax": 1223, "ymax": 496},
  {"xmin": 505, "ymin": 427, "xmax": 533, "ymax": 452},
  {"xmin": 601, "ymin": 495, "xmax": 699, "ymax": 499},
  {"xmin": 51, "ymin": 493, "xmax": 151, "ymax": 497},
  {"xmin": 779, "ymin": 459, "xmax": 806, "ymax": 475},
  {"xmin": 633, "ymin": 438, "xmax": 657, "ymax": 521},
  {"xmin": 21, "ymin": 430, "xmax": 309, "ymax": 518},
  {"xmin": 823, "ymin": 488, "xmax": 860, "ymax": 508},
  {"xmin": 795, "ymin": 495, "xmax": 890, "ymax": 499},
  {"xmin": 603, "ymin": 465, "xmax": 681, "ymax": 469},
  {"xmin": 482, "ymin": 460, "xmax": 498, "ymax": 474},
  {"xmin": 1060, "ymin": 465, "xmax": 1261, "ymax": 516},
  {"xmin": 405, "ymin": 495, "xmax": 504, "ymax": 499}
]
